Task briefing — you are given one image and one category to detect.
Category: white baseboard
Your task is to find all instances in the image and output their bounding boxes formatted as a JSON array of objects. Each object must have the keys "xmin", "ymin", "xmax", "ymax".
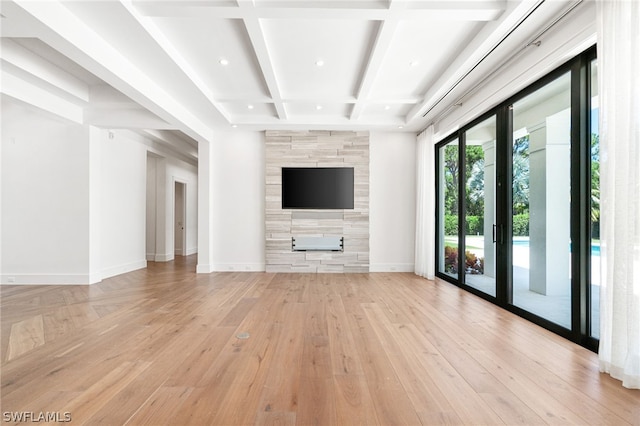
[
  {"xmin": 369, "ymin": 263, "xmax": 415, "ymax": 272},
  {"xmin": 150, "ymin": 249, "xmax": 196, "ymax": 262},
  {"xmin": 196, "ymin": 263, "xmax": 213, "ymax": 274},
  {"xmin": 1, "ymin": 273, "xmax": 96, "ymax": 285},
  {"xmin": 101, "ymin": 260, "xmax": 147, "ymax": 280},
  {"xmin": 212, "ymin": 263, "xmax": 266, "ymax": 272},
  {"xmin": 89, "ymin": 272, "xmax": 102, "ymax": 285},
  {"xmin": 172, "ymin": 248, "xmax": 197, "ymax": 256}
]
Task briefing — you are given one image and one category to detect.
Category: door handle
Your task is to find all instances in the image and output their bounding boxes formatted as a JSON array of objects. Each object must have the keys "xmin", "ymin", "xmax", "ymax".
[{"xmin": 493, "ymin": 224, "xmax": 504, "ymax": 244}]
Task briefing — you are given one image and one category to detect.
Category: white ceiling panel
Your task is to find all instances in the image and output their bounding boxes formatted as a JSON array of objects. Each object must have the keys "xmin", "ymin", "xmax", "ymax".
[
  {"xmin": 369, "ymin": 19, "xmax": 482, "ymax": 99},
  {"xmin": 223, "ymin": 101, "xmax": 278, "ymax": 119},
  {"xmin": 151, "ymin": 17, "xmax": 270, "ymax": 99},
  {"xmin": 286, "ymin": 102, "xmax": 351, "ymax": 118},
  {"xmin": 262, "ymin": 18, "xmax": 380, "ymax": 98},
  {"xmin": 361, "ymin": 102, "xmax": 413, "ymax": 117}
]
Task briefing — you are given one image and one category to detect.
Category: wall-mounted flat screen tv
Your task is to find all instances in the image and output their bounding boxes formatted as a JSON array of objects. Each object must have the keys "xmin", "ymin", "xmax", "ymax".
[{"xmin": 282, "ymin": 167, "xmax": 354, "ymax": 209}]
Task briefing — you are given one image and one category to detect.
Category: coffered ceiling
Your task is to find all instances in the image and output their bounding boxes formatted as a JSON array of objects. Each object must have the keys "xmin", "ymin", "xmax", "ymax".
[{"xmin": 1, "ymin": 0, "xmax": 587, "ymax": 156}]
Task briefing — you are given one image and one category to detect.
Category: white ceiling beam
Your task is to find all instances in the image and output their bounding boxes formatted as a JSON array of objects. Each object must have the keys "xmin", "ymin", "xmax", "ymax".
[
  {"xmin": 133, "ymin": 1, "xmax": 504, "ymax": 21},
  {"xmin": 281, "ymin": 96, "xmax": 358, "ymax": 104},
  {"xmin": 364, "ymin": 96, "xmax": 423, "ymax": 104},
  {"xmin": 1, "ymin": 69, "xmax": 84, "ymax": 123},
  {"xmin": 349, "ymin": 18, "xmax": 399, "ymax": 120},
  {"xmin": 121, "ymin": 0, "xmax": 233, "ymax": 123},
  {"xmin": 89, "ymin": 84, "xmax": 141, "ymax": 107},
  {"xmin": 215, "ymin": 95, "xmax": 275, "ymax": 103},
  {"xmin": 1, "ymin": 38, "xmax": 90, "ymax": 103},
  {"xmin": 230, "ymin": 115, "xmax": 405, "ymax": 127},
  {"xmin": 266, "ymin": 96, "xmax": 420, "ymax": 104},
  {"xmin": 351, "ymin": 0, "xmax": 410, "ymax": 121},
  {"xmin": 8, "ymin": 0, "xmax": 213, "ymax": 144},
  {"xmin": 238, "ymin": 2, "xmax": 287, "ymax": 120},
  {"xmin": 84, "ymin": 107, "xmax": 174, "ymax": 130}
]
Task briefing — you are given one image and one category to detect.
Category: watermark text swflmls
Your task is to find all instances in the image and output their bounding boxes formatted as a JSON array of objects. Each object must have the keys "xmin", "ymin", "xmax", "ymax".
[{"xmin": 3, "ymin": 411, "xmax": 72, "ymax": 423}]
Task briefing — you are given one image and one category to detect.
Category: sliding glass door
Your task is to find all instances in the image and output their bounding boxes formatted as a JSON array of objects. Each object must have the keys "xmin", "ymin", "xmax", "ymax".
[
  {"xmin": 437, "ymin": 139, "xmax": 460, "ymax": 279},
  {"xmin": 436, "ymin": 117, "xmax": 497, "ymax": 297},
  {"xmin": 434, "ymin": 47, "xmax": 599, "ymax": 350},
  {"xmin": 510, "ymin": 72, "xmax": 572, "ymax": 328},
  {"xmin": 464, "ymin": 116, "xmax": 496, "ymax": 297}
]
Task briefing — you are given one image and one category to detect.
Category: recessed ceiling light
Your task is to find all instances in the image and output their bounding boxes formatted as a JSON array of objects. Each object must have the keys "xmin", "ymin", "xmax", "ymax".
[
  {"xmin": 398, "ymin": 125, "xmax": 404, "ymax": 129},
  {"xmin": 231, "ymin": 124, "xmax": 238, "ymax": 128},
  {"xmin": 384, "ymin": 105, "xmax": 391, "ymax": 110},
  {"xmin": 247, "ymin": 104, "xmax": 254, "ymax": 110},
  {"xmin": 409, "ymin": 60, "xmax": 419, "ymax": 67},
  {"xmin": 315, "ymin": 59, "xmax": 324, "ymax": 67},
  {"xmin": 219, "ymin": 58, "xmax": 229, "ymax": 66},
  {"xmin": 316, "ymin": 105, "xmax": 323, "ymax": 110}
]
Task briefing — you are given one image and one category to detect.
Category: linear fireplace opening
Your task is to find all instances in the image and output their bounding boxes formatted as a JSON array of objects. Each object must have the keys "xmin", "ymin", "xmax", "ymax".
[{"xmin": 292, "ymin": 236, "xmax": 344, "ymax": 252}]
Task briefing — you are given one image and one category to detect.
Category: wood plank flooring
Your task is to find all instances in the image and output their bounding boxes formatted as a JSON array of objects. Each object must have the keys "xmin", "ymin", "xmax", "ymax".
[{"xmin": 1, "ymin": 255, "xmax": 638, "ymax": 425}]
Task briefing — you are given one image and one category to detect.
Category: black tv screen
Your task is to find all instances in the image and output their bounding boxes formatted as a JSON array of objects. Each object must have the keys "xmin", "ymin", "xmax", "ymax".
[{"xmin": 282, "ymin": 167, "xmax": 354, "ymax": 209}]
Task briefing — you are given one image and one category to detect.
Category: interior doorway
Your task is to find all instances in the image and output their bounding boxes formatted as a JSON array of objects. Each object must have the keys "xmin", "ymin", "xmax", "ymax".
[{"xmin": 174, "ymin": 181, "xmax": 187, "ymax": 256}]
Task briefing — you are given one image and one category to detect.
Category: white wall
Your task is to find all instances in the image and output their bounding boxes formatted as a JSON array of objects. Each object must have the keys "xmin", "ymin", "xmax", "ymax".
[
  {"xmin": 1, "ymin": 98, "xmax": 199, "ymax": 284},
  {"xmin": 209, "ymin": 130, "xmax": 265, "ymax": 271},
  {"xmin": 199, "ymin": 130, "xmax": 415, "ymax": 273},
  {"xmin": 100, "ymin": 130, "xmax": 147, "ymax": 279},
  {"xmin": 370, "ymin": 132, "xmax": 417, "ymax": 272},
  {"xmin": 100, "ymin": 130, "xmax": 198, "ymax": 275},
  {"xmin": 1, "ymin": 99, "xmax": 91, "ymax": 284}
]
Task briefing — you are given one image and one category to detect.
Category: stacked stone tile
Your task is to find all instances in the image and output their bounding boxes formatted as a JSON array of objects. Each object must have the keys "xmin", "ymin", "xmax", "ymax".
[{"xmin": 265, "ymin": 130, "xmax": 369, "ymax": 273}]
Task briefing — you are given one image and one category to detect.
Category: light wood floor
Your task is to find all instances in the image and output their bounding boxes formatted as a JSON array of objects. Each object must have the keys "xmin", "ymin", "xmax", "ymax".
[{"xmin": 1, "ymin": 255, "xmax": 638, "ymax": 425}]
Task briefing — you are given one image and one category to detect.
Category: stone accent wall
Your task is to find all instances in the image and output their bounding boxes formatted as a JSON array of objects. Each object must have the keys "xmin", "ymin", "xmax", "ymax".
[{"xmin": 265, "ymin": 130, "xmax": 369, "ymax": 273}]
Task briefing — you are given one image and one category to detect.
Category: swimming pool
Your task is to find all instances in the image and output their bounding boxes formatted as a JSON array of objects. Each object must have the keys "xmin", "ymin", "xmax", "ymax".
[{"xmin": 512, "ymin": 239, "xmax": 601, "ymax": 255}]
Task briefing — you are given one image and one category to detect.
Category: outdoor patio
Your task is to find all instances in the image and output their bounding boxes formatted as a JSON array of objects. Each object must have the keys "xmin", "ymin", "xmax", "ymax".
[{"xmin": 447, "ymin": 236, "xmax": 600, "ymax": 334}]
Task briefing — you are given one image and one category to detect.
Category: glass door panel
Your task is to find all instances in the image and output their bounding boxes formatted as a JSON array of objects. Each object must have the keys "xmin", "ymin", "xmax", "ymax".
[
  {"xmin": 438, "ymin": 139, "xmax": 460, "ymax": 278},
  {"xmin": 510, "ymin": 72, "xmax": 572, "ymax": 328},
  {"xmin": 464, "ymin": 116, "xmax": 497, "ymax": 296},
  {"xmin": 590, "ymin": 59, "xmax": 600, "ymax": 338}
]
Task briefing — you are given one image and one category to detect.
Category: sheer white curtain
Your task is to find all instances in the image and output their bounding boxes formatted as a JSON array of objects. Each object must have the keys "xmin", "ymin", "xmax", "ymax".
[
  {"xmin": 596, "ymin": 0, "xmax": 640, "ymax": 389},
  {"xmin": 415, "ymin": 126, "xmax": 435, "ymax": 280}
]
